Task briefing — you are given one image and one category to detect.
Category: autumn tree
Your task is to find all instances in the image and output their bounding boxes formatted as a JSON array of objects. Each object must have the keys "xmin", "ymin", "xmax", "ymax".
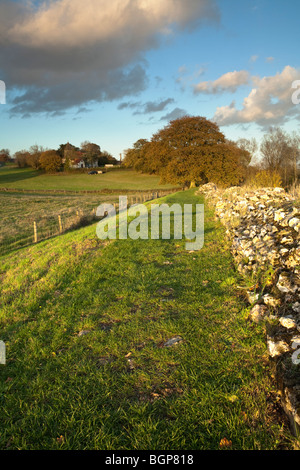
[
  {"xmin": 0, "ymin": 148, "xmax": 10, "ymax": 163},
  {"xmin": 123, "ymin": 139, "xmax": 152, "ymax": 172},
  {"xmin": 39, "ymin": 150, "xmax": 62, "ymax": 173},
  {"xmin": 141, "ymin": 116, "xmax": 247, "ymax": 187}
]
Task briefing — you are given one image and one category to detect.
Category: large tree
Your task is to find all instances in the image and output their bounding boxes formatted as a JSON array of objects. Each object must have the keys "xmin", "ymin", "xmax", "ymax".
[{"xmin": 125, "ymin": 116, "xmax": 248, "ymax": 187}]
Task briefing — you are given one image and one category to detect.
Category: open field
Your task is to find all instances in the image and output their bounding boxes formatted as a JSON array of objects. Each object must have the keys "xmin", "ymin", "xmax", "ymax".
[
  {"xmin": 0, "ymin": 166, "xmax": 179, "ymax": 255},
  {"xmin": 0, "ymin": 192, "xmax": 119, "ymax": 255},
  {"xmin": 0, "ymin": 166, "xmax": 178, "ymax": 192},
  {"xmin": 0, "ymin": 189, "xmax": 296, "ymax": 450}
]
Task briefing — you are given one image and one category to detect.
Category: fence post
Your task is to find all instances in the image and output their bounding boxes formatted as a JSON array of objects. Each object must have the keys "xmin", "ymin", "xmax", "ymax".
[
  {"xmin": 33, "ymin": 221, "xmax": 38, "ymax": 243},
  {"xmin": 58, "ymin": 215, "xmax": 63, "ymax": 233}
]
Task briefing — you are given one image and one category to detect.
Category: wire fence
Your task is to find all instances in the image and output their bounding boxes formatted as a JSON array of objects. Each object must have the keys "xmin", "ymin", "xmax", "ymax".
[{"xmin": 0, "ymin": 188, "xmax": 181, "ymax": 256}]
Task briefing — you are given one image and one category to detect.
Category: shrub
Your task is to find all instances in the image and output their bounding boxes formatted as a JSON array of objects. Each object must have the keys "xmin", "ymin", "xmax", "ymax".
[{"xmin": 246, "ymin": 169, "xmax": 282, "ymax": 188}]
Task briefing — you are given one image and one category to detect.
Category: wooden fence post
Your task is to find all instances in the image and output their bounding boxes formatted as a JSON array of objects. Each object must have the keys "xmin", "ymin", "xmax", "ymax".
[
  {"xmin": 33, "ymin": 221, "xmax": 38, "ymax": 243},
  {"xmin": 58, "ymin": 215, "xmax": 63, "ymax": 233}
]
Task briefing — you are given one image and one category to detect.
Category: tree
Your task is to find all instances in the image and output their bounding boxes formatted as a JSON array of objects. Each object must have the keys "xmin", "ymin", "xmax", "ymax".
[
  {"xmin": 26, "ymin": 144, "xmax": 44, "ymax": 169},
  {"xmin": 260, "ymin": 127, "xmax": 290, "ymax": 173},
  {"xmin": 98, "ymin": 150, "xmax": 118, "ymax": 166},
  {"xmin": 80, "ymin": 141, "xmax": 101, "ymax": 166},
  {"xmin": 0, "ymin": 148, "xmax": 10, "ymax": 163},
  {"xmin": 14, "ymin": 150, "xmax": 30, "ymax": 168},
  {"xmin": 137, "ymin": 116, "xmax": 246, "ymax": 187},
  {"xmin": 260, "ymin": 127, "xmax": 300, "ymax": 185},
  {"xmin": 288, "ymin": 131, "xmax": 300, "ymax": 184},
  {"xmin": 39, "ymin": 150, "xmax": 62, "ymax": 173},
  {"xmin": 235, "ymin": 137, "xmax": 257, "ymax": 166},
  {"xmin": 123, "ymin": 139, "xmax": 152, "ymax": 172}
]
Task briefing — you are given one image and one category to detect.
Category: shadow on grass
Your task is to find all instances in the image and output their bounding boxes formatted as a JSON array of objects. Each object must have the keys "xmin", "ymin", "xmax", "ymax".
[{"xmin": 0, "ymin": 167, "xmax": 41, "ymax": 185}]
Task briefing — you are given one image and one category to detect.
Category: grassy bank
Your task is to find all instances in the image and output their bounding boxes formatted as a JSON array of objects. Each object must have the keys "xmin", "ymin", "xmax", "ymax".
[{"xmin": 0, "ymin": 189, "xmax": 295, "ymax": 450}]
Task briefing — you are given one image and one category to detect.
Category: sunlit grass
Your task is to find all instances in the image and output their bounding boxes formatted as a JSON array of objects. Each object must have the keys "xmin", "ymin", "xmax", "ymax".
[
  {"xmin": 0, "ymin": 166, "xmax": 176, "ymax": 191},
  {"xmin": 0, "ymin": 189, "xmax": 295, "ymax": 450}
]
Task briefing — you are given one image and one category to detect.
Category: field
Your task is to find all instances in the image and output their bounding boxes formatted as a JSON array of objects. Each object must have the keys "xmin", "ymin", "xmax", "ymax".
[
  {"xmin": 0, "ymin": 166, "xmax": 177, "ymax": 192},
  {"xmin": 0, "ymin": 192, "xmax": 119, "ymax": 255},
  {"xmin": 0, "ymin": 166, "xmax": 178, "ymax": 255},
  {"xmin": 0, "ymin": 188, "xmax": 296, "ymax": 450}
]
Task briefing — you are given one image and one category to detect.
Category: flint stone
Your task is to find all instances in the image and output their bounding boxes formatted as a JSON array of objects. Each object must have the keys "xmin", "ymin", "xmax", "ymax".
[
  {"xmin": 276, "ymin": 274, "xmax": 298, "ymax": 294},
  {"xmin": 163, "ymin": 336, "xmax": 183, "ymax": 347},
  {"xmin": 279, "ymin": 316, "xmax": 298, "ymax": 330},
  {"xmin": 267, "ymin": 338, "xmax": 290, "ymax": 357},
  {"xmin": 249, "ymin": 304, "xmax": 268, "ymax": 323},
  {"xmin": 262, "ymin": 294, "xmax": 281, "ymax": 308}
]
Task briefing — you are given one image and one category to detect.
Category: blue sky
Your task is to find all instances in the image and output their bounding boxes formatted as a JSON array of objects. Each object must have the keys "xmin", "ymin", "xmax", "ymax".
[{"xmin": 0, "ymin": 0, "xmax": 299, "ymax": 160}]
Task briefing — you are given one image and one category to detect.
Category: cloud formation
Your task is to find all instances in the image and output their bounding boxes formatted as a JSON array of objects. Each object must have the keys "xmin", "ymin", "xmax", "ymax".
[
  {"xmin": 213, "ymin": 66, "xmax": 300, "ymax": 127},
  {"xmin": 160, "ymin": 107, "xmax": 187, "ymax": 121},
  {"xmin": 0, "ymin": 0, "xmax": 219, "ymax": 116},
  {"xmin": 194, "ymin": 70, "xmax": 250, "ymax": 94},
  {"xmin": 118, "ymin": 98, "xmax": 175, "ymax": 115}
]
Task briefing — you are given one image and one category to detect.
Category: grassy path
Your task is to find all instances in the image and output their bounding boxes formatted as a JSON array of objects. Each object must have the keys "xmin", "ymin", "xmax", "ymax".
[{"xmin": 0, "ymin": 189, "xmax": 294, "ymax": 450}]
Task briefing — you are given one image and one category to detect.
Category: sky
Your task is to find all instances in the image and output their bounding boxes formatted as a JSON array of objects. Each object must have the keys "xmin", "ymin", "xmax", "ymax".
[{"xmin": 0, "ymin": 0, "xmax": 299, "ymax": 161}]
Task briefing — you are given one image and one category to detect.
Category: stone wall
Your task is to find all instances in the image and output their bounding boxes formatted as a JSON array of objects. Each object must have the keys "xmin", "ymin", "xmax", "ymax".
[{"xmin": 197, "ymin": 182, "xmax": 300, "ymax": 437}]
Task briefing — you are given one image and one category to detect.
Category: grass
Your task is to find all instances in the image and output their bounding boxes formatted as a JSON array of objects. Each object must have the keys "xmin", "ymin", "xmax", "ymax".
[
  {"xmin": 0, "ymin": 166, "xmax": 177, "ymax": 192},
  {"xmin": 0, "ymin": 189, "xmax": 296, "ymax": 450},
  {"xmin": 0, "ymin": 166, "xmax": 177, "ymax": 254},
  {"xmin": 0, "ymin": 192, "xmax": 119, "ymax": 255}
]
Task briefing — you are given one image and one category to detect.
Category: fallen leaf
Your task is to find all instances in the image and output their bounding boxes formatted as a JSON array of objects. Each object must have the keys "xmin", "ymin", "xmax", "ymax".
[
  {"xmin": 57, "ymin": 435, "xmax": 65, "ymax": 445},
  {"xmin": 219, "ymin": 437, "xmax": 232, "ymax": 449}
]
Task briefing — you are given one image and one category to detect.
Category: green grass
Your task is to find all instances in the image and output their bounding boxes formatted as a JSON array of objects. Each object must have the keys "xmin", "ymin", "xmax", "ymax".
[
  {"xmin": 0, "ymin": 189, "xmax": 295, "ymax": 450},
  {"xmin": 0, "ymin": 166, "xmax": 177, "ymax": 191}
]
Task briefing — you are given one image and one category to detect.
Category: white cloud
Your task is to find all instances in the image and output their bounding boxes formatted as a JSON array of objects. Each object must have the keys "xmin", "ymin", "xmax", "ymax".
[
  {"xmin": 194, "ymin": 70, "xmax": 250, "ymax": 94},
  {"xmin": 213, "ymin": 66, "xmax": 300, "ymax": 127},
  {"xmin": 7, "ymin": 0, "xmax": 218, "ymax": 48},
  {"xmin": 0, "ymin": 0, "xmax": 219, "ymax": 115}
]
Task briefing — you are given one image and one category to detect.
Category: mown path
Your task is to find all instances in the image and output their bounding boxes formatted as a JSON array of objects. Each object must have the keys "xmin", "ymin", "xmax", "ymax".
[{"xmin": 0, "ymin": 189, "xmax": 295, "ymax": 450}]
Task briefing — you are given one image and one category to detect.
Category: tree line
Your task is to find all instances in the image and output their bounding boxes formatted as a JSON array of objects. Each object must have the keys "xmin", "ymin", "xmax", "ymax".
[
  {"xmin": 123, "ymin": 116, "xmax": 300, "ymax": 188},
  {"xmin": 12, "ymin": 141, "xmax": 118, "ymax": 172}
]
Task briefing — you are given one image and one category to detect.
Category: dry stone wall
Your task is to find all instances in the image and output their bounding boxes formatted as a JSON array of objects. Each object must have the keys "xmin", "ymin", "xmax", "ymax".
[{"xmin": 197, "ymin": 182, "xmax": 300, "ymax": 437}]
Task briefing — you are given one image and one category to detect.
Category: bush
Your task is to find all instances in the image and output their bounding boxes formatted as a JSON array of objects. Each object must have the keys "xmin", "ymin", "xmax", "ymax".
[
  {"xmin": 39, "ymin": 150, "xmax": 62, "ymax": 173},
  {"xmin": 246, "ymin": 169, "xmax": 282, "ymax": 188}
]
